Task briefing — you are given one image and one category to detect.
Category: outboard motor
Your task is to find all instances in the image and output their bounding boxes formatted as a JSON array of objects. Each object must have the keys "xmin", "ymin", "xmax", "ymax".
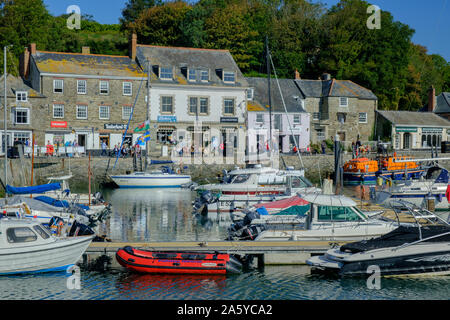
[
  {"xmin": 243, "ymin": 210, "xmax": 260, "ymax": 226},
  {"xmin": 240, "ymin": 225, "xmax": 266, "ymax": 241},
  {"xmin": 92, "ymin": 192, "xmax": 105, "ymax": 204},
  {"xmin": 68, "ymin": 220, "xmax": 95, "ymax": 237}
]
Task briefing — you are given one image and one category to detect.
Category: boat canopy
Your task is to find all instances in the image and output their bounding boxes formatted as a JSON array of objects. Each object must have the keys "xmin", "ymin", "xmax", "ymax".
[
  {"xmin": 254, "ymin": 195, "xmax": 309, "ymax": 209},
  {"xmin": 34, "ymin": 196, "xmax": 90, "ymax": 211},
  {"xmin": 6, "ymin": 183, "xmax": 61, "ymax": 195},
  {"xmin": 299, "ymin": 194, "xmax": 357, "ymax": 207},
  {"xmin": 150, "ymin": 160, "xmax": 173, "ymax": 165}
]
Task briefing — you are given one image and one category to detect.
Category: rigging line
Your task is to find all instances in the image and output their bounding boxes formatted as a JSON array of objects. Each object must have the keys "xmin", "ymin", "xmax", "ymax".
[
  {"xmin": 269, "ymin": 54, "xmax": 305, "ymax": 169},
  {"xmin": 112, "ymin": 74, "xmax": 145, "ymax": 171}
]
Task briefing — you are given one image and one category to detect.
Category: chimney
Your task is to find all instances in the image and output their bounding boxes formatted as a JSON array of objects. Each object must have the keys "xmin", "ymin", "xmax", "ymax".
[
  {"xmin": 321, "ymin": 73, "xmax": 331, "ymax": 81},
  {"xmin": 82, "ymin": 46, "xmax": 90, "ymax": 54},
  {"xmin": 294, "ymin": 69, "xmax": 301, "ymax": 80},
  {"xmin": 29, "ymin": 43, "xmax": 36, "ymax": 55},
  {"xmin": 130, "ymin": 33, "xmax": 137, "ymax": 60},
  {"xmin": 428, "ymin": 86, "xmax": 436, "ymax": 112},
  {"xmin": 19, "ymin": 47, "xmax": 30, "ymax": 79}
]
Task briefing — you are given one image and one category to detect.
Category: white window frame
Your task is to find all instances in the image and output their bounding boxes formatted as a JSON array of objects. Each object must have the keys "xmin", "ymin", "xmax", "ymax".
[
  {"xmin": 359, "ymin": 112, "xmax": 368, "ymax": 123},
  {"xmin": 53, "ymin": 79, "xmax": 64, "ymax": 93},
  {"xmin": 77, "ymin": 80, "xmax": 87, "ymax": 95},
  {"xmin": 52, "ymin": 104, "xmax": 64, "ymax": 119},
  {"xmin": 14, "ymin": 108, "xmax": 30, "ymax": 124},
  {"xmin": 16, "ymin": 91, "xmax": 28, "ymax": 102},
  {"xmin": 76, "ymin": 105, "xmax": 88, "ymax": 120},
  {"xmin": 122, "ymin": 106, "xmax": 132, "ymax": 120},
  {"xmin": 200, "ymin": 70, "xmax": 209, "ymax": 82},
  {"xmin": 223, "ymin": 71, "xmax": 236, "ymax": 83},
  {"xmin": 188, "ymin": 69, "xmax": 197, "ymax": 82},
  {"xmin": 256, "ymin": 114, "xmax": 264, "ymax": 124},
  {"xmin": 224, "ymin": 98, "xmax": 235, "ymax": 115},
  {"xmin": 339, "ymin": 97, "xmax": 348, "ymax": 107},
  {"xmin": 293, "ymin": 115, "xmax": 301, "ymax": 124},
  {"xmin": 247, "ymin": 88, "xmax": 254, "ymax": 100},
  {"xmin": 160, "ymin": 67, "xmax": 173, "ymax": 80},
  {"xmin": 99, "ymin": 81, "xmax": 109, "ymax": 95},
  {"xmin": 99, "ymin": 106, "xmax": 110, "ymax": 120},
  {"xmin": 313, "ymin": 112, "xmax": 320, "ymax": 121},
  {"xmin": 199, "ymin": 97, "xmax": 209, "ymax": 115},
  {"xmin": 123, "ymin": 82, "xmax": 132, "ymax": 96},
  {"xmin": 161, "ymin": 96, "xmax": 173, "ymax": 114}
]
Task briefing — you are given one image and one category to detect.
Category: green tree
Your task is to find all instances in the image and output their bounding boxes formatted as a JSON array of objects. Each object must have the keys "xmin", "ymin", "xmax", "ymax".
[{"xmin": 120, "ymin": 0, "xmax": 161, "ymax": 29}]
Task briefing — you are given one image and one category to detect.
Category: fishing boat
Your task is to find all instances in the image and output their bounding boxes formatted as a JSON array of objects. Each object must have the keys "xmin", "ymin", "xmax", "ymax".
[
  {"xmin": 227, "ymin": 194, "xmax": 393, "ymax": 241},
  {"xmin": 110, "ymin": 161, "xmax": 191, "ymax": 188},
  {"xmin": 306, "ymin": 204, "xmax": 450, "ymax": 276},
  {"xmin": 116, "ymin": 246, "xmax": 242, "ymax": 275},
  {"xmin": 0, "ymin": 216, "xmax": 94, "ymax": 275},
  {"xmin": 371, "ymin": 166, "xmax": 450, "ymax": 212}
]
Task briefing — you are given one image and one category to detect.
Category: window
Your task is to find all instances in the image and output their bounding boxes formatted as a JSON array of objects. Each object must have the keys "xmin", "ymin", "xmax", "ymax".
[
  {"xmin": 77, "ymin": 80, "xmax": 87, "ymax": 94},
  {"xmin": 337, "ymin": 113, "xmax": 346, "ymax": 124},
  {"xmin": 6, "ymin": 227, "xmax": 37, "ymax": 243},
  {"xmin": 188, "ymin": 69, "xmax": 197, "ymax": 82},
  {"xmin": 160, "ymin": 67, "xmax": 173, "ymax": 80},
  {"xmin": 200, "ymin": 98, "xmax": 208, "ymax": 114},
  {"xmin": 359, "ymin": 112, "xmax": 367, "ymax": 123},
  {"xmin": 339, "ymin": 97, "xmax": 348, "ymax": 107},
  {"xmin": 313, "ymin": 112, "xmax": 320, "ymax": 121},
  {"xmin": 200, "ymin": 70, "xmax": 209, "ymax": 82},
  {"xmin": 53, "ymin": 104, "xmax": 64, "ymax": 119},
  {"xmin": 189, "ymin": 97, "xmax": 198, "ymax": 114},
  {"xmin": 14, "ymin": 132, "xmax": 31, "ymax": 144},
  {"xmin": 33, "ymin": 225, "xmax": 50, "ymax": 239},
  {"xmin": 99, "ymin": 106, "xmax": 110, "ymax": 120},
  {"xmin": 122, "ymin": 106, "xmax": 132, "ymax": 120},
  {"xmin": 123, "ymin": 82, "xmax": 132, "ymax": 96},
  {"xmin": 317, "ymin": 206, "xmax": 362, "ymax": 221},
  {"xmin": 223, "ymin": 71, "xmax": 235, "ymax": 83},
  {"xmin": 293, "ymin": 115, "xmax": 301, "ymax": 124},
  {"xmin": 16, "ymin": 91, "xmax": 28, "ymax": 102},
  {"xmin": 256, "ymin": 114, "xmax": 264, "ymax": 123},
  {"xmin": 76, "ymin": 105, "xmax": 88, "ymax": 119},
  {"xmin": 53, "ymin": 79, "xmax": 64, "ymax": 93},
  {"xmin": 99, "ymin": 81, "xmax": 109, "ymax": 95},
  {"xmin": 15, "ymin": 108, "xmax": 29, "ymax": 124},
  {"xmin": 161, "ymin": 96, "xmax": 173, "ymax": 114},
  {"xmin": 316, "ymin": 129, "xmax": 325, "ymax": 140},
  {"xmin": 224, "ymin": 98, "xmax": 235, "ymax": 115},
  {"xmin": 231, "ymin": 174, "xmax": 250, "ymax": 184},
  {"xmin": 247, "ymin": 88, "xmax": 254, "ymax": 100}
]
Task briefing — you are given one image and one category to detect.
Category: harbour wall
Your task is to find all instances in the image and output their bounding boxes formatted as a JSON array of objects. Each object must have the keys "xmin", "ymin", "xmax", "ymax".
[{"xmin": 0, "ymin": 150, "xmax": 448, "ymax": 192}]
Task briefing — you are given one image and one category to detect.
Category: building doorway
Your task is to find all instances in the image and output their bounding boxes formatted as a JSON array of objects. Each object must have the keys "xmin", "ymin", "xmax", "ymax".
[
  {"xmin": 403, "ymin": 133, "xmax": 411, "ymax": 149},
  {"xmin": 78, "ymin": 134, "xmax": 86, "ymax": 147}
]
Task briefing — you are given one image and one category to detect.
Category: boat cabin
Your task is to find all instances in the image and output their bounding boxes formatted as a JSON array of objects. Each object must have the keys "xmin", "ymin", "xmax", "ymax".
[{"xmin": 0, "ymin": 219, "xmax": 54, "ymax": 248}]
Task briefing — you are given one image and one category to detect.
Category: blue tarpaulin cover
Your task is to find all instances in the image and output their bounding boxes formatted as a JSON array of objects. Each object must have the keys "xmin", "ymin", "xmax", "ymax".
[
  {"xmin": 34, "ymin": 195, "xmax": 90, "ymax": 211},
  {"xmin": 150, "ymin": 160, "xmax": 173, "ymax": 165},
  {"xmin": 6, "ymin": 183, "xmax": 61, "ymax": 195}
]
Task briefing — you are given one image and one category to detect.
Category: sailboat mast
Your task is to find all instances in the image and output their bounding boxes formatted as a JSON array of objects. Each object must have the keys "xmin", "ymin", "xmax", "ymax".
[
  {"xmin": 4, "ymin": 45, "xmax": 8, "ymax": 196},
  {"xmin": 266, "ymin": 36, "xmax": 273, "ymax": 160},
  {"xmin": 145, "ymin": 59, "xmax": 151, "ymax": 170}
]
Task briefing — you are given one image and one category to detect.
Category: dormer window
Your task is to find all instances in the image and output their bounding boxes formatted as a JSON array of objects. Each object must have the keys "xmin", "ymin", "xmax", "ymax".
[
  {"xmin": 160, "ymin": 67, "xmax": 173, "ymax": 80},
  {"xmin": 16, "ymin": 91, "xmax": 28, "ymax": 102},
  {"xmin": 188, "ymin": 69, "xmax": 197, "ymax": 82},
  {"xmin": 200, "ymin": 70, "xmax": 209, "ymax": 82},
  {"xmin": 223, "ymin": 71, "xmax": 235, "ymax": 83}
]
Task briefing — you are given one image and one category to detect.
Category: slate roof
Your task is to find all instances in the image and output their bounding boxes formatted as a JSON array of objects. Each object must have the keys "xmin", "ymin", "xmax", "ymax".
[
  {"xmin": 0, "ymin": 74, "xmax": 45, "ymax": 99},
  {"xmin": 32, "ymin": 51, "xmax": 146, "ymax": 78},
  {"xmin": 377, "ymin": 110, "xmax": 450, "ymax": 127},
  {"xmin": 434, "ymin": 93, "xmax": 450, "ymax": 113},
  {"xmin": 245, "ymin": 77, "xmax": 306, "ymax": 113},
  {"xmin": 295, "ymin": 79, "xmax": 377, "ymax": 100},
  {"xmin": 136, "ymin": 45, "xmax": 248, "ymax": 87}
]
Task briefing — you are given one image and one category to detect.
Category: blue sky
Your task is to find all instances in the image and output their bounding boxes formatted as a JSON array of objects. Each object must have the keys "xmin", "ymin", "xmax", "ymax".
[{"xmin": 43, "ymin": 0, "xmax": 450, "ymax": 61}]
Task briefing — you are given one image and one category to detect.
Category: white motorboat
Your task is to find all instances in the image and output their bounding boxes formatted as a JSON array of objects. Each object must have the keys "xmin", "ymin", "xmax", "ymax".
[
  {"xmin": 110, "ymin": 170, "xmax": 192, "ymax": 188},
  {"xmin": 228, "ymin": 194, "xmax": 394, "ymax": 241},
  {"xmin": 371, "ymin": 166, "xmax": 450, "ymax": 212},
  {"xmin": 307, "ymin": 205, "xmax": 450, "ymax": 276},
  {"xmin": 195, "ymin": 165, "xmax": 307, "ymax": 196},
  {"xmin": 0, "ymin": 217, "xmax": 94, "ymax": 275}
]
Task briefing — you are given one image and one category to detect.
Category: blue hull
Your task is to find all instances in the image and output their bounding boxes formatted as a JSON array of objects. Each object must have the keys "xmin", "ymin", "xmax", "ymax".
[
  {"xmin": 343, "ymin": 169, "xmax": 426, "ymax": 185},
  {"xmin": 0, "ymin": 264, "xmax": 73, "ymax": 276}
]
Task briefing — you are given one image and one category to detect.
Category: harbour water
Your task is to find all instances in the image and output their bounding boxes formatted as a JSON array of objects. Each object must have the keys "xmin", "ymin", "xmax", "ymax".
[{"xmin": 2, "ymin": 188, "xmax": 450, "ymax": 300}]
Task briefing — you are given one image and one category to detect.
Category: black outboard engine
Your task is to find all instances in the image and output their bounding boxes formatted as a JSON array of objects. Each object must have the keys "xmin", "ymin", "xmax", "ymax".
[
  {"xmin": 240, "ymin": 225, "xmax": 266, "ymax": 241},
  {"xmin": 92, "ymin": 192, "xmax": 105, "ymax": 204},
  {"xmin": 227, "ymin": 209, "xmax": 262, "ymax": 240},
  {"xmin": 68, "ymin": 220, "xmax": 95, "ymax": 237}
]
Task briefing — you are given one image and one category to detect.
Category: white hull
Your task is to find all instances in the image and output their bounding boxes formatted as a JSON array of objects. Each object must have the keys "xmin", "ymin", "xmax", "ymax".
[
  {"xmin": 111, "ymin": 173, "xmax": 191, "ymax": 188},
  {"xmin": 0, "ymin": 235, "xmax": 94, "ymax": 275}
]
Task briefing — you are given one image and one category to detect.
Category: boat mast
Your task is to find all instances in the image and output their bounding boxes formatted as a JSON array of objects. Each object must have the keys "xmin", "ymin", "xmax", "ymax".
[
  {"xmin": 145, "ymin": 59, "xmax": 151, "ymax": 171},
  {"xmin": 266, "ymin": 36, "xmax": 273, "ymax": 166},
  {"xmin": 4, "ymin": 45, "xmax": 10, "ymax": 199}
]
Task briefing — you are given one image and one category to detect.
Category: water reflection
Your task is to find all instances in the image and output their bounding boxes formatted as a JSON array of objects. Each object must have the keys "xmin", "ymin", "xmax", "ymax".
[{"xmin": 99, "ymin": 188, "xmax": 228, "ymax": 242}]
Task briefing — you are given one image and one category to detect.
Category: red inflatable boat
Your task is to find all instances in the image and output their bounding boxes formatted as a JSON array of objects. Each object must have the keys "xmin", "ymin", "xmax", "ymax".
[{"xmin": 116, "ymin": 246, "xmax": 242, "ymax": 275}]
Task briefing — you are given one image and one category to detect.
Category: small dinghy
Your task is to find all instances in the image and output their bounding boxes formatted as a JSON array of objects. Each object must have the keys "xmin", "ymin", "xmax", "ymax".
[{"xmin": 116, "ymin": 246, "xmax": 242, "ymax": 275}]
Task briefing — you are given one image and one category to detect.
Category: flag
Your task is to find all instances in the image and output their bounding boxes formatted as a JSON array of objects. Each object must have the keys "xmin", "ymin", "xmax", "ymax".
[
  {"xmin": 137, "ymin": 131, "xmax": 151, "ymax": 146},
  {"xmin": 135, "ymin": 120, "xmax": 150, "ymax": 133}
]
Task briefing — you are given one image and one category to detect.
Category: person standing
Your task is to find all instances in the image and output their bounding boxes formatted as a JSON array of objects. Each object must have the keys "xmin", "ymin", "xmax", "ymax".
[{"xmin": 101, "ymin": 140, "xmax": 107, "ymax": 156}]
